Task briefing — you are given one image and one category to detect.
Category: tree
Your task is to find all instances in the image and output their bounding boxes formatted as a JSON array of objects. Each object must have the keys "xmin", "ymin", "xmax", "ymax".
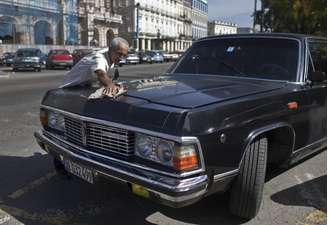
[{"xmin": 256, "ymin": 0, "xmax": 326, "ymax": 36}]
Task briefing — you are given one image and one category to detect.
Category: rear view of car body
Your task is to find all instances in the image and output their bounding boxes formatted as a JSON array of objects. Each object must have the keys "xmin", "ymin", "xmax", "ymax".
[
  {"xmin": 47, "ymin": 49, "xmax": 73, "ymax": 69},
  {"xmin": 126, "ymin": 50, "xmax": 140, "ymax": 64},
  {"xmin": 13, "ymin": 48, "xmax": 43, "ymax": 72},
  {"xmin": 149, "ymin": 51, "xmax": 164, "ymax": 63}
]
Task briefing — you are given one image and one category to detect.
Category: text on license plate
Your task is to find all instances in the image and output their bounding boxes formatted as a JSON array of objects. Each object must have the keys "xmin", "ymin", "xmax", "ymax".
[{"xmin": 63, "ymin": 159, "xmax": 94, "ymax": 184}]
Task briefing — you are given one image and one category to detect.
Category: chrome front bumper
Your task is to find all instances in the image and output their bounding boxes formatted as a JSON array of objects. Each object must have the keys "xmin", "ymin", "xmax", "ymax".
[{"xmin": 34, "ymin": 130, "xmax": 208, "ymax": 207}]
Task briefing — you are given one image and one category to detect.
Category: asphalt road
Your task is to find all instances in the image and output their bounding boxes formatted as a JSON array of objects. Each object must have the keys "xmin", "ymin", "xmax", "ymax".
[{"xmin": 0, "ymin": 64, "xmax": 326, "ymax": 225}]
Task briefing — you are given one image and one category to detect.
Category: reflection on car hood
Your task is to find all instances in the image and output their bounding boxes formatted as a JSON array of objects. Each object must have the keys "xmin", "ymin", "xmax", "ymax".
[{"xmin": 122, "ymin": 74, "xmax": 286, "ymax": 108}]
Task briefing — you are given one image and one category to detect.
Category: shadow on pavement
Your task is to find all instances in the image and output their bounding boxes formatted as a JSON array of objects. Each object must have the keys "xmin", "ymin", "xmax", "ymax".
[
  {"xmin": 271, "ymin": 175, "xmax": 327, "ymax": 213},
  {"xmin": 0, "ymin": 153, "xmax": 246, "ymax": 225}
]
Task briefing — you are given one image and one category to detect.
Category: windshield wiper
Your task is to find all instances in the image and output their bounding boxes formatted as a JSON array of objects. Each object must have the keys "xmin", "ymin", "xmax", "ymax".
[{"xmin": 218, "ymin": 61, "xmax": 245, "ymax": 76}]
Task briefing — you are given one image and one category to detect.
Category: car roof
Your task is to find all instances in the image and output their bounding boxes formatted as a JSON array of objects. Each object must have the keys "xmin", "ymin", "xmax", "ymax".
[
  {"xmin": 50, "ymin": 49, "xmax": 69, "ymax": 51},
  {"xmin": 17, "ymin": 48, "xmax": 41, "ymax": 51},
  {"xmin": 199, "ymin": 33, "xmax": 326, "ymax": 42}
]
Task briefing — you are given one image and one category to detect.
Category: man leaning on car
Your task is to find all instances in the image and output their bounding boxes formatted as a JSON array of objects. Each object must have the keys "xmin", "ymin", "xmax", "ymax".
[{"xmin": 60, "ymin": 37, "xmax": 129, "ymax": 95}]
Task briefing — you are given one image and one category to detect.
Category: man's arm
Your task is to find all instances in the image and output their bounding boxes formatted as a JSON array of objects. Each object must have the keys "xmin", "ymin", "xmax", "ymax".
[
  {"xmin": 95, "ymin": 69, "xmax": 113, "ymax": 87},
  {"xmin": 95, "ymin": 69, "xmax": 119, "ymax": 95}
]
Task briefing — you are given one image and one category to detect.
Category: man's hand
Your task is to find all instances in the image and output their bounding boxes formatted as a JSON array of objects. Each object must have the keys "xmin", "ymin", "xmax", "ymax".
[{"xmin": 102, "ymin": 83, "xmax": 119, "ymax": 96}]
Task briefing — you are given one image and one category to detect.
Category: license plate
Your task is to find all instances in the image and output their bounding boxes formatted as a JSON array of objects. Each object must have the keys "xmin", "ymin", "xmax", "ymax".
[
  {"xmin": 132, "ymin": 184, "xmax": 149, "ymax": 198},
  {"xmin": 63, "ymin": 159, "xmax": 94, "ymax": 184},
  {"xmin": 59, "ymin": 62, "xmax": 66, "ymax": 65}
]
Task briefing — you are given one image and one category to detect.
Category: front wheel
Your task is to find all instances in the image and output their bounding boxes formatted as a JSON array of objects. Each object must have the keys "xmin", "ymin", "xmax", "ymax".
[{"xmin": 229, "ymin": 136, "xmax": 268, "ymax": 219}]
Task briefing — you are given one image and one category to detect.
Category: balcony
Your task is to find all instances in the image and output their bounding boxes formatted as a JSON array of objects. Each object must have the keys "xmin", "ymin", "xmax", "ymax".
[{"xmin": 94, "ymin": 12, "xmax": 123, "ymax": 24}]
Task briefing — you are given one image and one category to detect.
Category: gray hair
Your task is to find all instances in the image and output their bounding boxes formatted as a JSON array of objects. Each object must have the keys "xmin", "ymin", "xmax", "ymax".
[{"xmin": 110, "ymin": 37, "xmax": 129, "ymax": 50}]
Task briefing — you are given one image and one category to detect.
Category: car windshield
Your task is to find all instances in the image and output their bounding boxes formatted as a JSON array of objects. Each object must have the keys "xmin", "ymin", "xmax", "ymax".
[
  {"xmin": 172, "ymin": 38, "xmax": 300, "ymax": 81},
  {"xmin": 52, "ymin": 50, "xmax": 70, "ymax": 55},
  {"xmin": 16, "ymin": 50, "xmax": 38, "ymax": 57}
]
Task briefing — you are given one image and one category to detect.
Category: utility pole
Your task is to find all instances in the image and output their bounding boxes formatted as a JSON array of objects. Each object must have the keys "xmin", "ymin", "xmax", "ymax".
[
  {"xmin": 253, "ymin": 0, "xmax": 257, "ymax": 31},
  {"xmin": 135, "ymin": 2, "xmax": 140, "ymax": 50},
  {"xmin": 260, "ymin": 0, "xmax": 264, "ymax": 32}
]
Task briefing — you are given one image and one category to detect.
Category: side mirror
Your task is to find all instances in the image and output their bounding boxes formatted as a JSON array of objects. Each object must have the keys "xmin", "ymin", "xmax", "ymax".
[
  {"xmin": 113, "ymin": 68, "xmax": 119, "ymax": 81},
  {"xmin": 308, "ymin": 71, "xmax": 326, "ymax": 82}
]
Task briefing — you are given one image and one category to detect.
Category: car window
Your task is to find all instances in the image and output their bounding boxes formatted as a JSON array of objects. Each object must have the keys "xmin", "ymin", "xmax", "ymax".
[
  {"xmin": 308, "ymin": 40, "xmax": 327, "ymax": 75},
  {"xmin": 16, "ymin": 50, "xmax": 38, "ymax": 57},
  {"xmin": 172, "ymin": 38, "xmax": 300, "ymax": 81}
]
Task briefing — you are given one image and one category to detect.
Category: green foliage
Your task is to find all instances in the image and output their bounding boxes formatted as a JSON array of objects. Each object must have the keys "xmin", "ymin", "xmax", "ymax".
[{"xmin": 257, "ymin": 0, "xmax": 326, "ymax": 36}]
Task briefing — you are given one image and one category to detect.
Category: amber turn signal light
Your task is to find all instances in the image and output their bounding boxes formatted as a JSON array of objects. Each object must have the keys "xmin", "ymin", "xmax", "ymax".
[
  {"xmin": 173, "ymin": 145, "xmax": 199, "ymax": 171},
  {"xmin": 40, "ymin": 110, "xmax": 48, "ymax": 126},
  {"xmin": 287, "ymin": 101, "xmax": 298, "ymax": 110}
]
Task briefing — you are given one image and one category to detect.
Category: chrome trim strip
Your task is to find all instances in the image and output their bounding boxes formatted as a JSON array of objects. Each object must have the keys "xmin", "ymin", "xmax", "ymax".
[
  {"xmin": 213, "ymin": 169, "xmax": 239, "ymax": 182},
  {"xmin": 43, "ymin": 129, "xmax": 204, "ymax": 178},
  {"xmin": 152, "ymin": 189, "xmax": 206, "ymax": 202},
  {"xmin": 37, "ymin": 130, "xmax": 208, "ymax": 194},
  {"xmin": 40, "ymin": 105, "xmax": 206, "ymax": 177},
  {"xmin": 292, "ymin": 138, "xmax": 327, "ymax": 154}
]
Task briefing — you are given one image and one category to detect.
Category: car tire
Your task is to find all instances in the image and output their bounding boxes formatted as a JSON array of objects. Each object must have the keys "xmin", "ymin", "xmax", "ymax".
[
  {"xmin": 53, "ymin": 158, "xmax": 71, "ymax": 179},
  {"xmin": 229, "ymin": 136, "xmax": 268, "ymax": 219}
]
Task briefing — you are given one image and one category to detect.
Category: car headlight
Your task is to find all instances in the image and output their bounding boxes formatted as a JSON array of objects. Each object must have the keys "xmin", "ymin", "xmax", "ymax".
[
  {"xmin": 135, "ymin": 133, "xmax": 199, "ymax": 171},
  {"xmin": 31, "ymin": 57, "xmax": 39, "ymax": 62},
  {"xmin": 40, "ymin": 110, "xmax": 65, "ymax": 132}
]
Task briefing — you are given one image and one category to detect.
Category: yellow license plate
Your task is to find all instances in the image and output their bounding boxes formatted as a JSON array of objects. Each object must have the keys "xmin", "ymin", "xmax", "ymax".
[{"xmin": 132, "ymin": 184, "xmax": 150, "ymax": 198}]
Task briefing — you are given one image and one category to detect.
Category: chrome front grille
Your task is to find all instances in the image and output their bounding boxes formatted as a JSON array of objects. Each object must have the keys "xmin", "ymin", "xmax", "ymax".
[{"xmin": 64, "ymin": 117, "xmax": 135, "ymax": 156}]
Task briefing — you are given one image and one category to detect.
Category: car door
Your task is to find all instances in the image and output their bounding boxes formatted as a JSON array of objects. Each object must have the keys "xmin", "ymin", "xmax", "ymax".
[{"xmin": 304, "ymin": 39, "xmax": 327, "ymax": 144}]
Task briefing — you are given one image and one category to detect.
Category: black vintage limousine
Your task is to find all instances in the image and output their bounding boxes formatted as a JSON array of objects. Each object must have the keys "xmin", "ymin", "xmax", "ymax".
[{"xmin": 35, "ymin": 34, "xmax": 326, "ymax": 219}]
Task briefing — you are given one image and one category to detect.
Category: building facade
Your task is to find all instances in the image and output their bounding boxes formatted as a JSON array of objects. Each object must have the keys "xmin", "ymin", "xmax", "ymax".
[
  {"xmin": 237, "ymin": 27, "xmax": 254, "ymax": 34},
  {"xmin": 191, "ymin": 0, "xmax": 208, "ymax": 40},
  {"xmin": 115, "ymin": 0, "xmax": 192, "ymax": 52},
  {"xmin": 0, "ymin": 0, "xmax": 122, "ymax": 47},
  {"xmin": 208, "ymin": 20, "xmax": 237, "ymax": 36}
]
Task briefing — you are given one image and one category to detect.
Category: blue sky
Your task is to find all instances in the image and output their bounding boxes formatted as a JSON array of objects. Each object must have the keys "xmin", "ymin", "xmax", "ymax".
[{"xmin": 207, "ymin": 0, "xmax": 255, "ymax": 27}]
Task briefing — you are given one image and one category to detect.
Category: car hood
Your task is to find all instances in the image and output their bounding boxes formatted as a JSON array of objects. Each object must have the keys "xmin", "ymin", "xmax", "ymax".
[
  {"xmin": 42, "ymin": 74, "xmax": 286, "ymax": 133},
  {"xmin": 122, "ymin": 74, "xmax": 286, "ymax": 109}
]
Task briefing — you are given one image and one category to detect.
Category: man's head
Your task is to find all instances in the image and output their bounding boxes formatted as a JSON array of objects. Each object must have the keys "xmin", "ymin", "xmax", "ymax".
[{"xmin": 109, "ymin": 37, "xmax": 129, "ymax": 65}]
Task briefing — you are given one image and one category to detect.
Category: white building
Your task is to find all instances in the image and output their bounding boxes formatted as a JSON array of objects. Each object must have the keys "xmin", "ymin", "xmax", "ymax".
[
  {"xmin": 208, "ymin": 20, "xmax": 237, "ymax": 36},
  {"xmin": 191, "ymin": 0, "xmax": 208, "ymax": 40},
  {"xmin": 115, "ymin": 0, "xmax": 192, "ymax": 52}
]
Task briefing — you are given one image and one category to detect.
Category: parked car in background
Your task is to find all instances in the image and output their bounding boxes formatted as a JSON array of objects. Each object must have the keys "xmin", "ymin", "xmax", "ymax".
[
  {"xmin": 119, "ymin": 58, "xmax": 127, "ymax": 67},
  {"xmin": 13, "ymin": 48, "xmax": 42, "ymax": 72},
  {"xmin": 162, "ymin": 51, "xmax": 172, "ymax": 62},
  {"xmin": 72, "ymin": 49, "xmax": 93, "ymax": 65},
  {"xmin": 35, "ymin": 33, "xmax": 326, "ymax": 220},
  {"xmin": 3, "ymin": 52, "xmax": 15, "ymax": 66},
  {"xmin": 170, "ymin": 52, "xmax": 180, "ymax": 61},
  {"xmin": 148, "ymin": 50, "xmax": 164, "ymax": 63},
  {"xmin": 0, "ymin": 53, "xmax": 4, "ymax": 65},
  {"xmin": 46, "ymin": 49, "xmax": 73, "ymax": 69},
  {"xmin": 40, "ymin": 53, "xmax": 48, "ymax": 68},
  {"xmin": 138, "ymin": 51, "xmax": 152, "ymax": 64},
  {"xmin": 126, "ymin": 50, "xmax": 140, "ymax": 64}
]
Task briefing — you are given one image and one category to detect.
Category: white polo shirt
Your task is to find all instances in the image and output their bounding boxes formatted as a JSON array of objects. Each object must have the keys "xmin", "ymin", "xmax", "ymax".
[{"xmin": 60, "ymin": 48, "xmax": 114, "ymax": 88}]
